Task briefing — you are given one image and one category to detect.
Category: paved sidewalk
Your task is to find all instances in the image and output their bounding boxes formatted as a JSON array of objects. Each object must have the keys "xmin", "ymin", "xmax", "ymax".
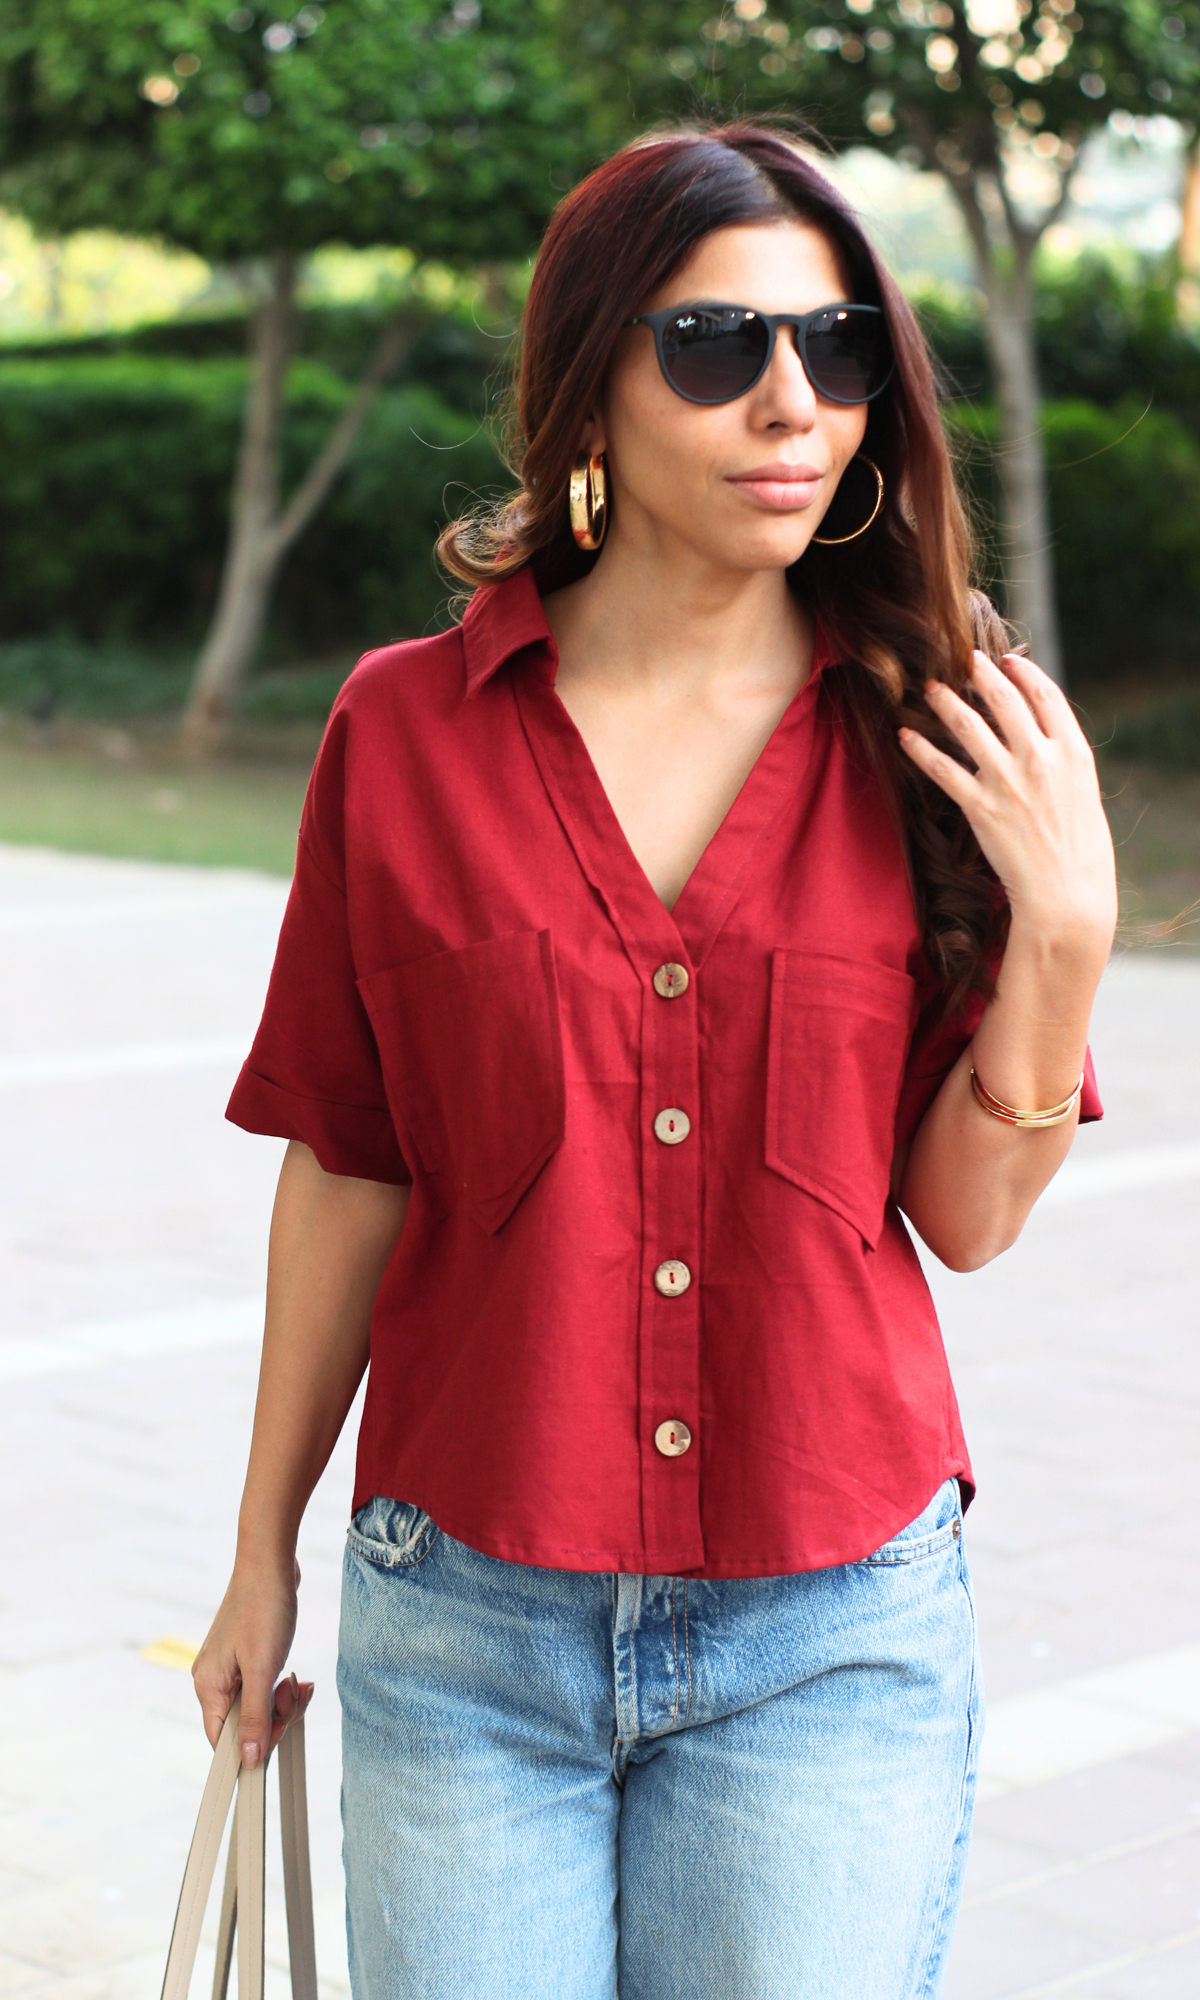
[{"xmin": 1, "ymin": 842, "xmax": 1198, "ymax": 1998}]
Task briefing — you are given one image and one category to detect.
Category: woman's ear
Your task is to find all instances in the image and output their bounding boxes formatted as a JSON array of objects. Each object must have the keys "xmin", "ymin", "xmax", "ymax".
[{"xmin": 577, "ymin": 410, "xmax": 608, "ymax": 460}]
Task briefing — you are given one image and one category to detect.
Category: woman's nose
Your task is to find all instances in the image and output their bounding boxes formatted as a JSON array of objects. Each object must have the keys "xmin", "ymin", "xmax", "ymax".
[{"xmin": 757, "ymin": 325, "xmax": 818, "ymax": 427}]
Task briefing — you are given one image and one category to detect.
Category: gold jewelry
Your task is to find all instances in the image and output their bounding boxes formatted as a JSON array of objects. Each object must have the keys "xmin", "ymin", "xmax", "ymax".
[
  {"xmin": 970, "ymin": 1067, "xmax": 1085, "ymax": 1128},
  {"xmin": 568, "ymin": 451, "xmax": 608, "ymax": 550},
  {"xmin": 811, "ymin": 455, "xmax": 884, "ymax": 545}
]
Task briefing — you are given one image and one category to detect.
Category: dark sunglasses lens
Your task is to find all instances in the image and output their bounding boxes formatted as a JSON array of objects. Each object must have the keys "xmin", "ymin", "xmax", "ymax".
[
  {"xmin": 804, "ymin": 308, "xmax": 891, "ymax": 403},
  {"xmin": 661, "ymin": 309, "xmax": 770, "ymax": 403}
]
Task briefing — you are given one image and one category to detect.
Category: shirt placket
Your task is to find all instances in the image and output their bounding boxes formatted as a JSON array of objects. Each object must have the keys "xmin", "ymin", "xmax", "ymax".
[
  {"xmin": 637, "ymin": 951, "xmax": 704, "ymax": 1559},
  {"xmin": 511, "ymin": 646, "xmax": 821, "ymax": 1573}
]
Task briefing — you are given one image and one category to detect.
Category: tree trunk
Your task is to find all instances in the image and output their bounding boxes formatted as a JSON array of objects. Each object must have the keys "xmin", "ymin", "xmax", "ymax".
[
  {"xmin": 179, "ymin": 259, "xmax": 420, "ymax": 757},
  {"xmin": 179, "ymin": 254, "xmax": 298, "ymax": 758},
  {"xmin": 977, "ymin": 239, "xmax": 1064, "ymax": 684},
  {"xmin": 943, "ymin": 175, "xmax": 1063, "ymax": 684}
]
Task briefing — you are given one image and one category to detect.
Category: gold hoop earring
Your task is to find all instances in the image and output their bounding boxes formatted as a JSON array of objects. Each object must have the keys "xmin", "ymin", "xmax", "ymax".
[
  {"xmin": 811, "ymin": 456, "xmax": 884, "ymax": 546},
  {"xmin": 569, "ymin": 452, "xmax": 608, "ymax": 551}
]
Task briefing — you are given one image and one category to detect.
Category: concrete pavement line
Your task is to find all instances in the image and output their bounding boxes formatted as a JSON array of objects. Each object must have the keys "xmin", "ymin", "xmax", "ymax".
[
  {"xmin": 1042, "ymin": 1139, "xmax": 1200, "ymax": 1203},
  {"xmin": 997, "ymin": 1922, "xmax": 1200, "ymax": 1999},
  {"xmin": 963, "ymin": 1815, "xmax": 1200, "ymax": 1909},
  {"xmin": 979, "ymin": 1641, "xmax": 1200, "ymax": 1798},
  {"xmin": 0, "ymin": 885, "xmax": 288, "ymax": 932},
  {"xmin": 0, "ymin": 1297, "xmax": 263, "ymax": 1379},
  {"xmin": 0, "ymin": 1034, "xmax": 254, "ymax": 1087}
]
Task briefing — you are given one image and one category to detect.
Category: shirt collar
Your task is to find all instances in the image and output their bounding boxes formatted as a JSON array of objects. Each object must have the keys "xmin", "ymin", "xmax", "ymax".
[
  {"xmin": 461, "ymin": 567, "xmax": 554, "ymax": 697},
  {"xmin": 459, "ymin": 564, "xmax": 838, "ymax": 696}
]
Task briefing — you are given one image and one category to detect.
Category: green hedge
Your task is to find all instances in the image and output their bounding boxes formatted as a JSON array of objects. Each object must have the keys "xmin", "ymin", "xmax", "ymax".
[
  {"xmin": 949, "ymin": 399, "xmax": 1200, "ymax": 683},
  {"xmin": 1, "ymin": 349, "xmax": 1197, "ymax": 696},
  {"xmin": 0, "ymin": 635, "xmax": 189, "ymax": 715},
  {"xmin": 0, "ymin": 635, "xmax": 355, "ymax": 720},
  {"xmin": 0, "ymin": 302, "xmax": 500, "ymax": 405},
  {"xmin": 0, "ymin": 355, "xmax": 508, "ymax": 658},
  {"xmin": 1108, "ymin": 692, "xmax": 1200, "ymax": 772}
]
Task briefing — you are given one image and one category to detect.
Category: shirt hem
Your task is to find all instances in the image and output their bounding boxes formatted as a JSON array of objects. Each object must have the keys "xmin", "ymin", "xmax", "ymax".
[{"xmin": 352, "ymin": 1460, "xmax": 975, "ymax": 1578}]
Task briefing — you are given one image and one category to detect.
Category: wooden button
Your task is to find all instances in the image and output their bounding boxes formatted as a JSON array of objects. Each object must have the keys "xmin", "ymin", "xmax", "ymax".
[
  {"xmin": 653, "ymin": 1259, "xmax": 691, "ymax": 1296},
  {"xmin": 653, "ymin": 1108, "xmax": 691, "ymax": 1146},
  {"xmin": 654, "ymin": 1419, "xmax": 692, "ymax": 1458},
  {"xmin": 652, "ymin": 962, "xmax": 690, "ymax": 1000}
]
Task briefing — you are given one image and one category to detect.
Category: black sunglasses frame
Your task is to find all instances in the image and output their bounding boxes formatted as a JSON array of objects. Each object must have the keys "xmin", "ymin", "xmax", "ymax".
[{"xmin": 625, "ymin": 301, "xmax": 895, "ymax": 408}]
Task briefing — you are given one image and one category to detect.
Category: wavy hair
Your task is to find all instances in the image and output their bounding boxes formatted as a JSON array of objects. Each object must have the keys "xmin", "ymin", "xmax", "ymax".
[{"xmin": 439, "ymin": 124, "xmax": 1010, "ymax": 1011}]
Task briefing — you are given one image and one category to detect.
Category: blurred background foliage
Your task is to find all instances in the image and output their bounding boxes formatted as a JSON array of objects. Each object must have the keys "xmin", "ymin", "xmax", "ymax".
[
  {"xmin": 0, "ymin": 349, "xmax": 501, "ymax": 649},
  {"xmin": 2, "ymin": 252, "xmax": 1198, "ymax": 700}
]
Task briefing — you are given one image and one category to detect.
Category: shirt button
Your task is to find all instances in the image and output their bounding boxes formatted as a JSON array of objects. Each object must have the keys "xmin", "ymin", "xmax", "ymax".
[
  {"xmin": 653, "ymin": 1107, "xmax": 691, "ymax": 1146},
  {"xmin": 655, "ymin": 1418, "xmax": 692, "ymax": 1457},
  {"xmin": 652, "ymin": 962, "xmax": 690, "ymax": 1000},
  {"xmin": 653, "ymin": 1259, "xmax": 691, "ymax": 1296}
]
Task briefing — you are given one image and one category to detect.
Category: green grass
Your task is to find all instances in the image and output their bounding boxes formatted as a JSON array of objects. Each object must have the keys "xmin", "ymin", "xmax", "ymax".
[{"xmin": 0, "ymin": 735, "xmax": 309, "ymax": 874}]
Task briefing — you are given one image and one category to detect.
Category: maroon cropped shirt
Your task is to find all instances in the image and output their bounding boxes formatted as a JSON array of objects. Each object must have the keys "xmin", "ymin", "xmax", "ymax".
[{"xmin": 227, "ymin": 567, "xmax": 1100, "ymax": 1578}]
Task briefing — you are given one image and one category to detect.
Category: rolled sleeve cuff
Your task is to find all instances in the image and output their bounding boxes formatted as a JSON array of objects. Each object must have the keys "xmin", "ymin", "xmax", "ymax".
[{"xmin": 226, "ymin": 1062, "xmax": 411, "ymax": 1185}]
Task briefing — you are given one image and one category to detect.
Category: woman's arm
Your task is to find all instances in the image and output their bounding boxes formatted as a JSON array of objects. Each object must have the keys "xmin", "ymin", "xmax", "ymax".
[
  {"xmin": 895, "ymin": 650, "xmax": 1117, "ymax": 1272},
  {"xmin": 191, "ymin": 1139, "xmax": 410, "ymax": 1766}
]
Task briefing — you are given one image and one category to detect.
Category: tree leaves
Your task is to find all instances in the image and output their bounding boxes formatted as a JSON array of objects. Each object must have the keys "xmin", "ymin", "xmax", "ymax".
[{"xmin": 0, "ymin": 0, "xmax": 605, "ymax": 263}]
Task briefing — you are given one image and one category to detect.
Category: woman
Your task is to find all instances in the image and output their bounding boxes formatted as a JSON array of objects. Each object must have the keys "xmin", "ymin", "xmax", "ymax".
[{"xmin": 194, "ymin": 126, "xmax": 1114, "ymax": 1998}]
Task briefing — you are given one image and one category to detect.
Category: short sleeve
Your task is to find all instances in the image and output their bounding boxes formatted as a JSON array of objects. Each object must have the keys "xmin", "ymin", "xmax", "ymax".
[
  {"xmin": 225, "ymin": 711, "xmax": 411, "ymax": 1185},
  {"xmin": 895, "ymin": 974, "xmax": 1103, "ymax": 1152}
]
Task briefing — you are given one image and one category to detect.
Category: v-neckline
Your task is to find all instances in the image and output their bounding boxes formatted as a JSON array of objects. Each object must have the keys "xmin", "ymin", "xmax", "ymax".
[{"xmin": 511, "ymin": 626, "xmax": 832, "ymax": 975}]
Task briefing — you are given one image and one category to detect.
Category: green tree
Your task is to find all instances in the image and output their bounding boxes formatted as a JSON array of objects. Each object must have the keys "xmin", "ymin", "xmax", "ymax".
[
  {"xmin": 0, "ymin": 0, "xmax": 593, "ymax": 747},
  {"xmin": 615, "ymin": 0, "xmax": 1200, "ymax": 682}
]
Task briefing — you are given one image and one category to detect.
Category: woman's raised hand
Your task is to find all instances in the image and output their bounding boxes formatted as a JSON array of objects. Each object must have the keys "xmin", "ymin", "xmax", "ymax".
[
  {"xmin": 191, "ymin": 1555, "xmax": 314, "ymax": 1768},
  {"xmin": 899, "ymin": 649, "xmax": 1117, "ymax": 958}
]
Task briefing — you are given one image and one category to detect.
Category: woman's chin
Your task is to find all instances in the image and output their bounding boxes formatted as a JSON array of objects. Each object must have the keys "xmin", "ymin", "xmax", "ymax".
[{"xmin": 714, "ymin": 525, "xmax": 817, "ymax": 576}]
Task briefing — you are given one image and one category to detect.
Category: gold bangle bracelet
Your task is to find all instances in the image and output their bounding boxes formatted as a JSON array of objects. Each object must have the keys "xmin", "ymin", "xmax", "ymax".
[{"xmin": 969, "ymin": 1067, "xmax": 1084, "ymax": 1128}]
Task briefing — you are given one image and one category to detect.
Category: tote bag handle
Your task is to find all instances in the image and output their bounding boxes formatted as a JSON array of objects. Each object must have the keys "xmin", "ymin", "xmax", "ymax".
[{"xmin": 160, "ymin": 1693, "xmax": 317, "ymax": 2000}]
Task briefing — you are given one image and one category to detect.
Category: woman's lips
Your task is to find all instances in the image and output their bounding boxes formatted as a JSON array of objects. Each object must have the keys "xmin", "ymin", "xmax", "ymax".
[{"xmin": 726, "ymin": 462, "xmax": 824, "ymax": 511}]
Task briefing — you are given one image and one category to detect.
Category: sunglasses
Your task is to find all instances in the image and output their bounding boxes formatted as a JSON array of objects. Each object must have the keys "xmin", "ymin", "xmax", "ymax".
[{"xmin": 626, "ymin": 301, "xmax": 894, "ymax": 407}]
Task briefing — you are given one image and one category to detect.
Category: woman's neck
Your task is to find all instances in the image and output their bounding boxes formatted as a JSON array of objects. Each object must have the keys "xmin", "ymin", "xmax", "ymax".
[
  {"xmin": 543, "ymin": 526, "xmax": 813, "ymax": 704},
  {"xmin": 541, "ymin": 527, "xmax": 816, "ymax": 911}
]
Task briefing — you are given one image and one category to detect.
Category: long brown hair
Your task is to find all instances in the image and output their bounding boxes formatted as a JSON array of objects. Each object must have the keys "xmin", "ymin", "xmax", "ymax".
[{"xmin": 439, "ymin": 124, "xmax": 1010, "ymax": 1011}]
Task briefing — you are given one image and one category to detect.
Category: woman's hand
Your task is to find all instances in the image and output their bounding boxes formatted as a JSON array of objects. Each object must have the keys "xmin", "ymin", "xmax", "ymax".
[
  {"xmin": 192, "ymin": 1555, "xmax": 313, "ymax": 1767},
  {"xmin": 899, "ymin": 649, "xmax": 1117, "ymax": 957},
  {"xmin": 189, "ymin": 1145, "xmax": 407, "ymax": 1768},
  {"xmin": 895, "ymin": 648, "xmax": 1117, "ymax": 1269}
]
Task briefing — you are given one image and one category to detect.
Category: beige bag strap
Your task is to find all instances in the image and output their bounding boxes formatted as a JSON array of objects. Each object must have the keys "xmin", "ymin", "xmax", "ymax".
[
  {"xmin": 160, "ymin": 1693, "xmax": 318, "ymax": 2000},
  {"xmin": 212, "ymin": 1809, "xmax": 238, "ymax": 2000},
  {"xmin": 278, "ymin": 1719, "xmax": 318, "ymax": 2000}
]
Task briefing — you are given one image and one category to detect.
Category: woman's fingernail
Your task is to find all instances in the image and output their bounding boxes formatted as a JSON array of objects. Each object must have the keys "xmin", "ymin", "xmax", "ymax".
[
  {"xmin": 290, "ymin": 1672, "xmax": 299, "ymax": 1697},
  {"xmin": 241, "ymin": 1741, "xmax": 260, "ymax": 1767}
]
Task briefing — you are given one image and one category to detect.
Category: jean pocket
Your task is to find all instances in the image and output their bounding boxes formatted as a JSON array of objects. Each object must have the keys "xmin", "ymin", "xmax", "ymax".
[
  {"xmin": 346, "ymin": 1495, "xmax": 441, "ymax": 1569},
  {"xmin": 765, "ymin": 948, "xmax": 916, "ymax": 1250},
  {"xmin": 358, "ymin": 929, "xmax": 565, "ymax": 1235},
  {"xmin": 858, "ymin": 1479, "xmax": 963, "ymax": 1566}
]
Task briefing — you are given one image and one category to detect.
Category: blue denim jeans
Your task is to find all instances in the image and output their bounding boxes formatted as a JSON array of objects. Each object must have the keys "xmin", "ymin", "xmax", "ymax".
[{"xmin": 338, "ymin": 1477, "xmax": 982, "ymax": 1999}]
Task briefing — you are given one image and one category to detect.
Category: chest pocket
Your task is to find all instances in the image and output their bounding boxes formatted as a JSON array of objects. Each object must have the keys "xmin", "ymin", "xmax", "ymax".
[
  {"xmin": 358, "ymin": 930, "xmax": 565, "ymax": 1235},
  {"xmin": 765, "ymin": 948, "xmax": 916, "ymax": 1249}
]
